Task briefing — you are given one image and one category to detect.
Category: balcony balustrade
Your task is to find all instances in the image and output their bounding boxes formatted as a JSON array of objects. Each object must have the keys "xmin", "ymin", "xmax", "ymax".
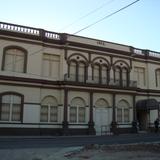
[
  {"xmin": 64, "ymin": 74, "xmax": 137, "ymax": 88},
  {"xmin": 0, "ymin": 21, "xmax": 60, "ymax": 40}
]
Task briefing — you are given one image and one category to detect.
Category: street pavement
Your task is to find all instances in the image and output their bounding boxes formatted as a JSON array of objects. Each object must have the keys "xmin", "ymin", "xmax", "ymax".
[{"xmin": 0, "ymin": 133, "xmax": 160, "ymax": 149}]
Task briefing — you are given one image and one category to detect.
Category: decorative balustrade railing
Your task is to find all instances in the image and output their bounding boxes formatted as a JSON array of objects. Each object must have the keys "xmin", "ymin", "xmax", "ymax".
[
  {"xmin": 1, "ymin": 22, "xmax": 160, "ymax": 58},
  {"xmin": 148, "ymin": 51, "xmax": 160, "ymax": 58},
  {"xmin": 133, "ymin": 48, "xmax": 144, "ymax": 55},
  {"xmin": 0, "ymin": 21, "xmax": 60, "ymax": 40},
  {"xmin": 64, "ymin": 74, "xmax": 137, "ymax": 88},
  {"xmin": 132, "ymin": 48, "xmax": 160, "ymax": 58}
]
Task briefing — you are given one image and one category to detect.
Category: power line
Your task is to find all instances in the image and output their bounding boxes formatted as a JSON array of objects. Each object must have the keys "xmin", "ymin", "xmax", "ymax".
[
  {"xmin": 73, "ymin": 0, "xmax": 140, "ymax": 35},
  {"xmin": 59, "ymin": 0, "xmax": 116, "ymax": 32}
]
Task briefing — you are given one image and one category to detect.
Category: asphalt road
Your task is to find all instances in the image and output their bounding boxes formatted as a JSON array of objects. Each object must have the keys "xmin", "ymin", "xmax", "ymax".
[{"xmin": 0, "ymin": 133, "xmax": 160, "ymax": 149}]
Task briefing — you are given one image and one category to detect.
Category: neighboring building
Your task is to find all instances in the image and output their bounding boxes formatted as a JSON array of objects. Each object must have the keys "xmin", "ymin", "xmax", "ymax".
[{"xmin": 0, "ymin": 21, "xmax": 159, "ymax": 135}]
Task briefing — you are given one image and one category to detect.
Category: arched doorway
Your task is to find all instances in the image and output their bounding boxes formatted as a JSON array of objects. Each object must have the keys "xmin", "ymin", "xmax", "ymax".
[
  {"xmin": 94, "ymin": 98, "xmax": 110, "ymax": 135},
  {"xmin": 136, "ymin": 99, "xmax": 159, "ymax": 131}
]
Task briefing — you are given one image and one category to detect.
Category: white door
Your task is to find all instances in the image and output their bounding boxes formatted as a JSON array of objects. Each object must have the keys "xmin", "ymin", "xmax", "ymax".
[{"xmin": 94, "ymin": 108, "xmax": 109, "ymax": 135}]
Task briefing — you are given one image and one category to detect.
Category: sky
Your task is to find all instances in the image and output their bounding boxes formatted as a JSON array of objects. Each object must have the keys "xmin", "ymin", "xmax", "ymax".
[{"xmin": 0, "ymin": 0, "xmax": 160, "ymax": 52}]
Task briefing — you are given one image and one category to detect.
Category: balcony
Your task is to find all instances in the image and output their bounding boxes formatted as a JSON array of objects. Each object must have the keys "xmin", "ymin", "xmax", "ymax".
[{"xmin": 64, "ymin": 74, "xmax": 137, "ymax": 88}]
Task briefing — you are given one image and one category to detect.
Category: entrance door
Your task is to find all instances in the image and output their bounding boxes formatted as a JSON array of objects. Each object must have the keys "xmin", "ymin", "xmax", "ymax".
[
  {"xmin": 94, "ymin": 108, "xmax": 109, "ymax": 135},
  {"xmin": 137, "ymin": 110, "xmax": 148, "ymax": 130}
]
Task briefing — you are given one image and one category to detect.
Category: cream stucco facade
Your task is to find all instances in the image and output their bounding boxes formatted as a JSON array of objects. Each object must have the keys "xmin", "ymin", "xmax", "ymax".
[{"xmin": 0, "ymin": 22, "xmax": 159, "ymax": 135}]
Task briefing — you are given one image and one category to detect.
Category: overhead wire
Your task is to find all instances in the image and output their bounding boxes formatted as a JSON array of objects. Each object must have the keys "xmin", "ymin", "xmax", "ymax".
[
  {"xmin": 2, "ymin": 0, "xmax": 141, "ymax": 78},
  {"xmin": 73, "ymin": 0, "xmax": 140, "ymax": 35},
  {"xmin": 59, "ymin": 0, "xmax": 116, "ymax": 32}
]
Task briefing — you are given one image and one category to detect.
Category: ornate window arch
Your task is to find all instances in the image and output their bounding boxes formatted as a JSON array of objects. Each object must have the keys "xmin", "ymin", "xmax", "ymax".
[
  {"xmin": 117, "ymin": 100, "xmax": 130, "ymax": 123},
  {"xmin": 113, "ymin": 60, "xmax": 130, "ymax": 87},
  {"xmin": 40, "ymin": 96, "xmax": 58, "ymax": 123},
  {"xmin": 69, "ymin": 97, "xmax": 86, "ymax": 123},
  {"xmin": 0, "ymin": 92, "xmax": 24, "ymax": 122},
  {"xmin": 2, "ymin": 46, "xmax": 27, "ymax": 73},
  {"xmin": 67, "ymin": 53, "xmax": 88, "ymax": 82},
  {"xmin": 91, "ymin": 57, "xmax": 110, "ymax": 84},
  {"xmin": 95, "ymin": 98, "xmax": 109, "ymax": 108}
]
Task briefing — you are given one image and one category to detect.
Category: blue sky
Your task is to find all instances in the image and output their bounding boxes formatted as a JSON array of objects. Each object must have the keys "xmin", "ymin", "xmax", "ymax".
[{"xmin": 0, "ymin": 0, "xmax": 160, "ymax": 52}]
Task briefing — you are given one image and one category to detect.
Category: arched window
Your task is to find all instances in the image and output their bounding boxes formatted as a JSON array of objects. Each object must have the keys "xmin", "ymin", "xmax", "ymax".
[
  {"xmin": 70, "ymin": 97, "xmax": 86, "ymax": 123},
  {"xmin": 2, "ymin": 47, "xmax": 27, "ymax": 73},
  {"xmin": 69, "ymin": 61, "xmax": 77, "ymax": 81},
  {"xmin": 78, "ymin": 62, "xmax": 85, "ymax": 82},
  {"xmin": 155, "ymin": 69, "xmax": 160, "ymax": 87},
  {"xmin": 40, "ymin": 96, "xmax": 58, "ymax": 123},
  {"xmin": 101, "ymin": 65, "xmax": 108, "ymax": 84},
  {"xmin": 122, "ymin": 68, "xmax": 128, "ymax": 87},
  {"xmin": 0, "ymin": 93, "xmax": 23, "ymax": 122},
  {"xmin": 114, "ymin": 67, "xmax": 121, "ymax": 85},
  {"xmin": 117, "ymin": 100, "xmax": 130, "ymax": 123},
  {"xmin": 93, "ymin": 64, "xmax": 100, "ymax": 83}
]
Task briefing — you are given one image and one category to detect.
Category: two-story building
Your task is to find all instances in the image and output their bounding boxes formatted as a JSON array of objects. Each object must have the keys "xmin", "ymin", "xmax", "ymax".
[{"xmin": 0, "ymin": 22, "xmax": 159, "ymax": 135}]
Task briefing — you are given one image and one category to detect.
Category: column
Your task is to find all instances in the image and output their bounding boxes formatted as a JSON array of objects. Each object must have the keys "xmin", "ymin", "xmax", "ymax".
[
  {"xmin": 88, "ymin": 92, "xmax": 95, "ymax": 135},
  {"xmin": 132, "ymin": 95, "xmax": 137, "ymax": 133},
  {"xmin": 111, "ymin": 93, "xmax": 117, "ymax": 134},
  {"xmin": 62, "ymin": 88, "xmax": 69, "ymax": 135}
]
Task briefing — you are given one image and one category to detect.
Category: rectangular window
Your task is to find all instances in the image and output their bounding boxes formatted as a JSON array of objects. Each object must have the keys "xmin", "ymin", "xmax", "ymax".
[
  {"xmin": 42, "ymin": 54, "xmax": 60, "ymax": 79},
  {"xmin": 134, "ymin": 67, "xmax": 145, "ymax": 86}
]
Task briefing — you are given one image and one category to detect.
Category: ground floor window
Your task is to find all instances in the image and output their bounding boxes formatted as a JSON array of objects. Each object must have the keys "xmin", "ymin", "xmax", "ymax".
[
  {"xmin": 0, "ymin": 93, "xmax": 22, "ymax": 122},
  {"xmin": 69, "ymin": 97, "xmax": 86, "ymax": 123},
  {"xmin": 40, "ymin": 96, "xmax": 58, "ymax": 123},
  {"xmin": 70, "ymin": 106, "xmax": 85, "ymax": 123},
  {"xmin": 117, "ymin": 100, "xmax": 130, "ymax": 123}
]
